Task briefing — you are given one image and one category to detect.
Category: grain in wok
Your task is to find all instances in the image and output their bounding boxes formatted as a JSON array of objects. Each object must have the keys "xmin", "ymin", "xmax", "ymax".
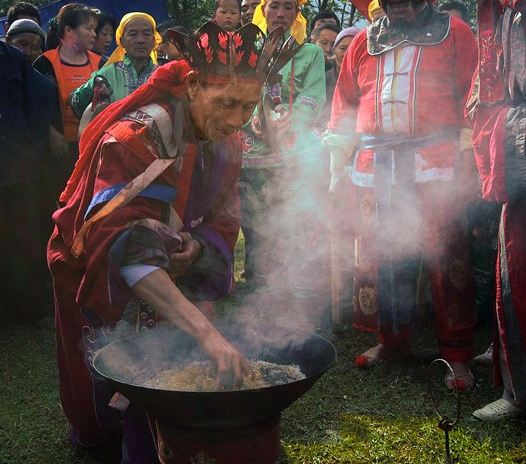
[{"xmin": 141, "ymin": 360, "xmax": 305, "ymax": 391}]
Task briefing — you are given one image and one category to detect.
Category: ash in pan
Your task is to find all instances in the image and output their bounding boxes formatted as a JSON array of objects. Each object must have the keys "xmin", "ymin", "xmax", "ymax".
[{"xmin": 139, "ymin": 360, "xmax": 305, "ymax": 392}]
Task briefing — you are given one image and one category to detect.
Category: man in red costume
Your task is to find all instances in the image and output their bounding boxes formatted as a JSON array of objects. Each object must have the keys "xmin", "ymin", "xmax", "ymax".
[
  {"xmin": 467, "ymin": 0, "xmax": 526, "ymax": 421},
  {"xmin": 326, "ymin": 0, "xmax": 478, "ymax": 388},
  {"xmin": 47, "ymin": 22, "xmax": 295, "ymax": 461}
]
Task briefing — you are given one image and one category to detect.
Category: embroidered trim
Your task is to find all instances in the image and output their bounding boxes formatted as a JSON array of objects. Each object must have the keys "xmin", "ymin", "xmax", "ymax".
[
  {"xmin": 85, "ymin": 182, "xmax": 178, "ymax": 219},
  {"xmin": 298, "ymin": 96, "xmax": 319, "ymax": 113}
]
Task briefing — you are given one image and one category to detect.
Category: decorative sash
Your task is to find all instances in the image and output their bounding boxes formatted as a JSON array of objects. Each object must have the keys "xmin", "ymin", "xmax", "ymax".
[{"xmin": 72, "ymin": 103, "xmax": 185, "ymax": 257}]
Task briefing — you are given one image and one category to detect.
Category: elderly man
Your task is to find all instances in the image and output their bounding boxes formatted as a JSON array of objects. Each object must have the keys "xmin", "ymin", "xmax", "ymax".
[
  {"xmin": 48, "ymin": 22, "xmax": 296, "ymax": 461},
  {"xmin": 327, "ymin": 0, "xmax": 478, "ymax": 390},
  {"xmin": 70, "ymin": 12, "xmax": 161, "ymax": 119},
  {"xmin": 241, "ymin": 0, "xmax": 261, "ymax": 24},
  {"xmin": 311, "ymin": 23, "xmax": 340, "ymax": 70},
  {"xmin": 5, "ymin": 19, "xmax": 45, "ymax": 64}
]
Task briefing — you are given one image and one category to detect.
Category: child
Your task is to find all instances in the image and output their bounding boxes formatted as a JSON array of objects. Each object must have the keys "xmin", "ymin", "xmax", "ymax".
[
  {"xmin": 156, "ymin": 20, "xmax": 188, "ymax": 64},
  {"xmin": 214, "ymin": 0, "xmax": 241, "ymax": 31}
]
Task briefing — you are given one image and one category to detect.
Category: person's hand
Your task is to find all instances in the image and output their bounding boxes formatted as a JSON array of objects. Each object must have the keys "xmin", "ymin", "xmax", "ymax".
[
  {"xmin": 49, "ymin": 126, "xmax": 70, "ymax": 160},
  {"xmin": 169, "ymin": 232, "xmax": 202, "ymax": 277},
  {"xmin": 268, "ymin": 104, "xmax": 291, "ymax": 138},
  {"xmin": 251, "ymin": 113, "xmax": 265, "ymax": 139},
  {"xmin": 199, "ymin": 331, "xmax": 250, "ymax": 390},
  {"xmin": 265, "ymin": 104, "xmax": 293, "ymax": 151}
]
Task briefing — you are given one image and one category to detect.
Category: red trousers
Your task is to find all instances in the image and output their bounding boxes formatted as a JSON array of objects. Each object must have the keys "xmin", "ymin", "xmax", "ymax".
[{"xmin": 348, "ymin": 181, "xmax": 475, "ymax": 363}]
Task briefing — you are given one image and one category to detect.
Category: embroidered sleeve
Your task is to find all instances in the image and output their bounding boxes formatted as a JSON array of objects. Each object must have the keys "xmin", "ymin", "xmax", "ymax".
[{"xmin": 289, "ymin": 46, "xmax": 326, "ymax": 130}]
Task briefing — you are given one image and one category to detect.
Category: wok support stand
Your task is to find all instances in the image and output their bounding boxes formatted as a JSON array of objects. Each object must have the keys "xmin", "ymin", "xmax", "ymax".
[
  {"xmin": 155, "ymin": 414, "xmax": 281, "ymax": 464},
  {"xmin": 437, "ymin": 417, "xmax": 455, "ymax": 464}
]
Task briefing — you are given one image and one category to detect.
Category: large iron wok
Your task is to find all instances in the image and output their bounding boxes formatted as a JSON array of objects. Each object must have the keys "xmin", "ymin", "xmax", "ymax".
[{"xmin": 93, "ymin": 324, "xmax": 336, "ymax": 429}]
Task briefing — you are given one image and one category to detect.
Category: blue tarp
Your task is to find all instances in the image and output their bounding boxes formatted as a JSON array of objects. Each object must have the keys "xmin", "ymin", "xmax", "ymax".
[{"xmin": 1, "ymin": 0, "xmax": 169, "ymax": 36}]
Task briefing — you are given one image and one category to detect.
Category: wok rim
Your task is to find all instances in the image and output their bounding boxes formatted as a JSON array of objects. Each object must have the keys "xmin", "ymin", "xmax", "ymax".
[{"xmin": 92, "ymin": 330, "xmax": 337, "ymax": 395}]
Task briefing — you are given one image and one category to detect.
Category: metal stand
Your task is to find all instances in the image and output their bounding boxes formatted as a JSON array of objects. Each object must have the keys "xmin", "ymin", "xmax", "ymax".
[{"xmin": 427, "ymin": 359, "xmax": 462, "ymax": 464}]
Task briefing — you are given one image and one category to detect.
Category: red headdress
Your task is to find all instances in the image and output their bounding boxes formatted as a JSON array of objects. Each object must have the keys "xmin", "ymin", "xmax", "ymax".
[
  {"xmin": 60, "ymin": 22, "xmax": 301, "ymax": 203},
  {"xmin": 167, "ymin": 22, "xmax": 303, "ymax": 86}
]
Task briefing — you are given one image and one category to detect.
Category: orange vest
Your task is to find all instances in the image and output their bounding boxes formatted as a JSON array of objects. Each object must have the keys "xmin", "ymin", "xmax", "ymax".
[{"xmin": 43, "ymin": 48, "xmax": 100, "ymax": 142}]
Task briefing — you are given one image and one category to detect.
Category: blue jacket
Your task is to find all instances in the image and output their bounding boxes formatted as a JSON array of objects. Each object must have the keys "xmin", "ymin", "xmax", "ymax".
[{"xmin": 0, "ymin": 42, "xmax": 54, "ymax": 185}]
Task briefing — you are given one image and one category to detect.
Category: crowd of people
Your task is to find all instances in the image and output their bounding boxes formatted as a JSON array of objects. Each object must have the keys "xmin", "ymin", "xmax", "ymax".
[{"xmin": 1, "ymin": 0, "xmax": 524, "ymax": 461}]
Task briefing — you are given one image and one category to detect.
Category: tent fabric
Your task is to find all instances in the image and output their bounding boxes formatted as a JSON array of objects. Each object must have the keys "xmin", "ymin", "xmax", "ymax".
[
  {"xmin": 344, "ymin": 0, "xmax": 373, "ymax": 20},
  {"xmin": 1, "ymin": 0, "xmax": 169, "ymax": 36}
]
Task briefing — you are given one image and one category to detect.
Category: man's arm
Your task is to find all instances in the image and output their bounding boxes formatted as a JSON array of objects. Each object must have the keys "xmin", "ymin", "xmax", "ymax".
[
  {"xmin": 70, "ymin": 67, "xmax": 112, "ymax": 118},
  {"xmin": 133, "ymin": 269, "xmax": 248, "ymax": 388},
  {"xmin": 325, "ymin": 34, "xmax": 363, "ymax": 190}
]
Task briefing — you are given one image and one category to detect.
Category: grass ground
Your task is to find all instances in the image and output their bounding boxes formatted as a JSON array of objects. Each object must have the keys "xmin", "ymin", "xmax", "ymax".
[{"xmin": 1, "ymin": 236, "xmax": 525, "ymax": 464}]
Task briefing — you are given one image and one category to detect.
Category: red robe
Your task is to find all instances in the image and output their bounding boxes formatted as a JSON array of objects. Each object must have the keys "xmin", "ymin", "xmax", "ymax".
[
  {"xmin": 469, "ymin": 0, "xmax": 526, "ymax": 398},
  {"xmin": 328, "ymin": 11, "xmax": 477, "ymax": 361},
  {"xmin": 47, "ymin": 62, "xmax": 242, "ymax": 446}
]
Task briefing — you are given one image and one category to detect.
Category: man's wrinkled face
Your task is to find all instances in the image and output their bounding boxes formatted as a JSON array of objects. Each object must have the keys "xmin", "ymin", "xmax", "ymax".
[
  {"xmin": 7, "ymin": 32, "xmax": 42, "ymax": 64},
  {"xmin": 120, "ymin": 18, "xmax": 155, "ymax": 60},
  {"xmin": 188, "ymin": 77, "xmax": 261, "ymax": 141},
  {"xmin": 264, "ymin": 0, "xmax": 298, "ymax": 32},
  {"xmin": 241, "ymin": 0, "xmax": 261, "ymax": 24},
  {"xmin": 383, "ymin": 0, "xmax": 427, "ymax": 24},
  {"xmin": 313, "ymin": 28, "xmax": 338, "ymax": 63}
]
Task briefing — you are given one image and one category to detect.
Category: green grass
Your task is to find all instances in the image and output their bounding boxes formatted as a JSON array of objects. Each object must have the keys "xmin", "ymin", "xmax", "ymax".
[{"xmin": 1, "ymin": 234, "xmax": 525, "ymax": 463}]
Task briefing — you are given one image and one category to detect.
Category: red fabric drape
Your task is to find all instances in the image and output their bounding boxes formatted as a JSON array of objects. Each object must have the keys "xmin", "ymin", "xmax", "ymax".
[{"xmin": 60, "ymin": 60, "xmax": 193, "ymax": 204}]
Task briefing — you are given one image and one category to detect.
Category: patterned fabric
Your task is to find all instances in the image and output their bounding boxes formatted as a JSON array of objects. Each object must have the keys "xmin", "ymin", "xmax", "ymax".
[
  {"xmin": 122, "ymin": 297, "xmax": 158, "ymax": 331},
  {"xmin": 124, "ymin": 108, "xmax": 168, "ymax": 157},
  {"xmin": 468, "ymin": 0, "xmax": 505, "ymax": 113},
  {"xmin": 501, "ymin": 8, "xmax": 526, "ymax": 103},
  {"xmin": 115, "ymin": 57, "xmax": 156, "ymax": 95},
  {"xmin": 241, "ymin": 43, "xmax": 325, "ymax": 169},
  {"xmin": 71, "ymin": 55, "xmax": 157, "ymax": 118},
  {"xmin": 350, "ymin": 181, "xmax": 475, "ymax": 361},
  {"xmin": 504, "ymin": 105, "xmax": 526, "ymax": 199}
]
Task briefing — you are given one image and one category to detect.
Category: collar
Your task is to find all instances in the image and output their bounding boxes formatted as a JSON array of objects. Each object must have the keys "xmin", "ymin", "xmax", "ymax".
[
  {"xmin": 367, "ymin": 5, "xmax": 451, "ymax": 55},
  {"xmin": 122, "ymin": 54, "xmax": 155, "ymax": 71}
]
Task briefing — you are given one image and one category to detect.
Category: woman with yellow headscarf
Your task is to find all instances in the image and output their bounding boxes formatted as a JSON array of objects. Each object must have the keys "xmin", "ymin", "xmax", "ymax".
[
  {"xmin": 70, "ymin": 12, "xmax": 162, "ymax": 119},
  {"xmin": 239, "ymin": 0, "xmax": 328, "ymax": 311}
]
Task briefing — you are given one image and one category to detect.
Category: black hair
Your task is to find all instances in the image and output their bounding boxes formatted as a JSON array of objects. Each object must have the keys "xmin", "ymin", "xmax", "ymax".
[
  {"xmin": 311, "ymin": 22, "xmax": 341, "ymax": 40},
  {"xmin": 6, "ymin": 1, "xmax": 41, "ymax": 26},
  {"xmin": 46, "ymin": 3, "xmax": 97, "ymax": 50},
  {"xmin": 215, "ymin": 0, "xmax": 241, "ymax": 12},
  {"xmin": 157, "ymin": 19, "xmax": 188, "ymax": 42},
  {"xmin": 311, "ymin": 10, "xmax": 340, "ymax": 32},
  {"xmin": 94, "ymin": 11, "xmax": 116, "ymax": 36},
  {"xmin": 438, "ymin": 1, "xmax": 469, "ymax": 23}
]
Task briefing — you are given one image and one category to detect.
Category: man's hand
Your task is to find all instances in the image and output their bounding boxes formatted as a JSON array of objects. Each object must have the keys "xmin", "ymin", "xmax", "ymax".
[
  {"xmin": 251, "ymin": 113, "xmax": 265, "ymax": 139},
  {"xmin": 169, "ymin": 232, "xmax": 202, "ymax": 277},
  {"xmin": 132, "ymin": 269, "xmax": 249, "ymax": 390},
  {"xmin": 199, "ymin": 331, "xmax": 250, "ymax": 390},
  {"xmin": 49, "ymin": 125, "xmax": 70, "ymax": 160}
]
